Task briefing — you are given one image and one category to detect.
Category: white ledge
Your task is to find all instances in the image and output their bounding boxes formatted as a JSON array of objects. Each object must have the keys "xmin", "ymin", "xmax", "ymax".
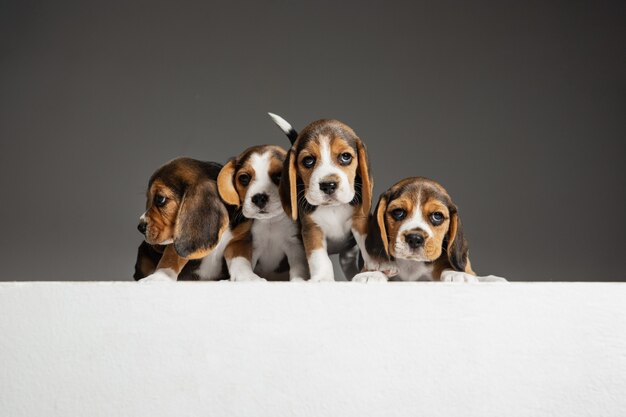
[{"xmin": 1, "ymin": 282, "xmax": 625, "ymax": 417}]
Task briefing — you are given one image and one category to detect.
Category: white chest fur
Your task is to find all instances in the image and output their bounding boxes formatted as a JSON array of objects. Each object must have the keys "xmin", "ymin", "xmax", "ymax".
[
  {"xmin": 395, "ymin": 258, "xmax": 434, "ymax": 281},
  {"xmin": 196, "ymin": 229, "xmax": 232, "ymax": 280},
  {"xmin": 251, "ymin": 213, "xmax": 299, "ymax": 274},
  {"xmin": 310, "ymin": 204, "xmax": 354, "ymax": 252}
]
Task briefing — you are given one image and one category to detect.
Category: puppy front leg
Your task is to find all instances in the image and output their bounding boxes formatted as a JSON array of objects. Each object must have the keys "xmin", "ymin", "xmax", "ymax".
[
  {"xmin": 225, "ymin": 223, "xmax": 265, "ymax": 282},
  {"xmin": 140, "ymin": 244, "xmax": 187, "ymax": 282},
  {"xmin": 301, "ymin": 219, "xmax": 334, "ymax": 282}
]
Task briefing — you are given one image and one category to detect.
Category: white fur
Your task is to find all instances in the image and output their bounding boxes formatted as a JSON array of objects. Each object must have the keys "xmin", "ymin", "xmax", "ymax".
[
  {"xmin": 228, "ymin": 257, "xmax": 265, "ymax": 281},
  {"xmin": 305, "ymin": 136, "xmax": 354, "ymax": 206},
  {"xmin": 139, "ymin": 268, "xmax": 177, "ymax": 282},
  {"xmin": 250, "ymin": 212, "xmax": 307, "ymax": 281},
  {"xmin": 440, "ymin": 270, "xmax": 480, "ymax": 283},
  {"xmin": 242, "ymin": 152, "xmax": 283, "ymax": 219},
  {"xmin": 310, "ymin": 204, "xmax": 354, "ymax": 253},
  {"xmin": 196, "ymin": 229, "xmax": 233, "ymax": 280},
  {"xmin": 398, "ymin": 206, "xmax": 433, "ymax": 237},
  {"xmin": 308, "ymin": 247, "xmax": 334, "ymax": 282},
  {"xmin": 267, "ymin": 112, "xmax": 294, "ymax": 136},
  {"xmin": 352, "ymin": 271, "xmax": 388, "ymax": 283},
  {"xmin": 395, "ymin": 258, "xmax": 434, "ymax": 281}
]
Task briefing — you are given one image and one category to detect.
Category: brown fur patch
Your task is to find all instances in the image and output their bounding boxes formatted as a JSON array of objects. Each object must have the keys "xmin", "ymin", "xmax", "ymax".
[
  {"xmin": 356, "ymin": 138, "xmax": 372, "ymax": 216},
  {"xmin": 295, "ymin": 139, "xmax": 321, "ymax": 198},
  {"xmin": 143, "ymin": 179, "xmax": 181, "ymax": 244},
  {"xmin": 300, "ymin": 215, "xmax": 325, "ymax": 256},
  {"xmin": 385, "ymin": 193, "xmax": 418, "ymax": 257},
  {"xmin": 224, "ymin": 221, "xmax": 253, "ymax": 261},
  {"xmin": 156, "ymin": 244, "xmax": 189, "ymax": 274},
  {"xmin": 421, "ymin": 198, "xmax": 451, "ymax": 261}
]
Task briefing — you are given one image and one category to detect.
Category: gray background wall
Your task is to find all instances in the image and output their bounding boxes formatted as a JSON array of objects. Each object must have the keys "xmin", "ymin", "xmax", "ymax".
[{"xmin": 1, "ymin": 0, "xmax": 624, "ymax": 281}]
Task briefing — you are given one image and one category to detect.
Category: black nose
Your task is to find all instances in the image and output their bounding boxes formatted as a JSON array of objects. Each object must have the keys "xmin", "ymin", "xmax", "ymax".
[
  {"xmin": 319, "ymin": 181, "xmax": 337, "ymax": 195},
  {"xmin": 251, "ymin": 193, "xmax": 269, "ymax": 208},
  {"xmin": 137, "ymin": 221, "xmax": 147, "ymax": 235},
  {"xmin": 405, "ymin": 233, "xmax": 424, "ymax": 249}
]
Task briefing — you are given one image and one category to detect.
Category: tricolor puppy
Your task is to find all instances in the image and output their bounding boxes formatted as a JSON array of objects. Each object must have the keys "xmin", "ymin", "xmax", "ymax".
[
  {"xmin": 353, "ymin": 177, "xmax": 506, "ymax": 283},
  {"xmin": 217, "ymin": 145, "xmax": 308, "ymax": 281},
  {"xmin": 270, "ymin": 113, "xmax": 372, "ymax": 281},
  {"xmin": 135, "ymin": 157, "xmax": 232, "ymax": 281}
]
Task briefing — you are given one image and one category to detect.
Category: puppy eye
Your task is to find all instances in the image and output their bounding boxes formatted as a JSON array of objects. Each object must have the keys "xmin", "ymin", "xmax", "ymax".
[
  {"xmin": 391, "ymin": 208, "xmax": 406, "ymax": 220},
  {"xmin": 338, "ymin": 152, "xmax": 353, "ymax": 165},
  {"xmin": 238, "ymin": 174, "xmax": 251, "ymax": 186},
  {"xmin": 430, "ymin": 212, "xmax": 445, "ymax": 225},
  {"xmin": 302, "ymin": 156, "xmax": 316, "ymax": 168},
  {"xmin": 271, "ymin": 173, "xmax": 282, "ymax": 185},
  {"xmin": 154, "ymin": 194, "xmax": 167, "ymax": 207}
]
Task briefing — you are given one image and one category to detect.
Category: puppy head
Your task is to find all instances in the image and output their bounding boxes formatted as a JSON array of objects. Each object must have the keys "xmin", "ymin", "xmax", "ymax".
[
  {"xmin": 367, "ymin": 177, "xmax": 469, "ymax": 270},
  {"xmin": 217, "ymin": 145, "xmax": 286, "ymax": 219},
  {"xmin": 137, "ymin": 158, "xmax": 228, "ymax": 258},
  {"xmin": 279, "ymin": 119, "xmax": 372, "ymax": 220}
]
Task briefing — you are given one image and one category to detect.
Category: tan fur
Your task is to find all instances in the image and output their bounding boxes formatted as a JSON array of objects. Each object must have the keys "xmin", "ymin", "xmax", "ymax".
[
  {"xmin": 385, "ymin": 194, "xmax": 417, "ymax": 257},
  {"xmin": 156, "ymin": 244, "xmax": 189, "ymax": 274},
  {"xmin": 144, "ymin": 180, "xmax": 180, "ymax": 245},
  {"xmin": 300, "ymin": 216, "xmax": 325, "ymax": 256},
  {"xmin": 288, "ymin": 148, "xmax": 298, "ymax": 220},
  {"xmin": 356, "ymin": 138, "xmax": 372, "ymax": 217},
  {"xmin": 224, "ymin": 221, "xmax": 253, "ymax": 261},
  {"xmin": 217, "ymin": 160, "xmax": 240, "ymax": 206}
]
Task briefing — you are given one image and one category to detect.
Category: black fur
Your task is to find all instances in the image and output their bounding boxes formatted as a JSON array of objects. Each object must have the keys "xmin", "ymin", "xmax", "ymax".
[{"xmin": 444, "ymin": 206, "xmax": 469, "ymax": 272}]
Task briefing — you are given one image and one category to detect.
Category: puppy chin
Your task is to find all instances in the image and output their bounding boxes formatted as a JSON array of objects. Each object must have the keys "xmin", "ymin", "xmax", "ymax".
[
  {"xmin": 242, "ymin": 203, "xmax": 283, "ymax": 220},
  {"xmin": 305, "ymin": 189, "xmax": 355, "ymax": 206}
]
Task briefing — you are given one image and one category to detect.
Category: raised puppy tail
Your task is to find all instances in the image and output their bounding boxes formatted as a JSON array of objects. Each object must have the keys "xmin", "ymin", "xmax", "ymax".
[{"xmin": 268, "ymin": 112, "xmax": 298, "ymax": 144}]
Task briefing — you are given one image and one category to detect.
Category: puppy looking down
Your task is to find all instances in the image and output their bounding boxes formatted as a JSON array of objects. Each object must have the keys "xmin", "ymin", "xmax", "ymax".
[
  {"xmin": 135, "ymin": 157, "xmax": 232, "ymax": 281},
  {"xmin": 270, "ymin": 113, "xmax": 373, "ymax": 281},
  {"xmin": 353, "ymin": 177, "xmax": 506, "ymax": 283},
  {"xmin": 217, "ymin": 145, "xmax": 308, "ymax": 281}
]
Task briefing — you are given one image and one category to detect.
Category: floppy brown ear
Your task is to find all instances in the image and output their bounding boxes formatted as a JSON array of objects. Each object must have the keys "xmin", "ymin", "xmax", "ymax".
[
  {"xmin": 356, "ymin": 138, "xmax": 373, "ymax": 216},
  {"xmin": 446, "ymin": 206, "xmax": 470, "ymax": 272},
  {"xmin": 217, "ymin": 159, "xmax": 240, "ymax": 206},
  {"xmin": 365, "ymin": 193, "xmax": 390, "ymax": 258},
  {"xmin": 279, "ymin": 148, "xmax": 298, "ymax": 220},
  {"xmin": 174, "ymin": 181, "xmax": 228, "ymax": 259}
]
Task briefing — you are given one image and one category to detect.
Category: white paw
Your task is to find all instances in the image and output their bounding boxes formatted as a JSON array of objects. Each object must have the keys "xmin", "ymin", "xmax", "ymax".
[
  {"xmin": 440, "ymin": 270, "xmax": 480, "ymax": 283},
  {"xmin": 352, "ymin": 271, "xmax": 389, "ymax": 283},
  {"xmin": 290, "ymin": 276, "xmax": 307, "ymax": 282},
  {"xmin": 308, "ymin": 274, "xmax": 335, "ymax": 282},
  {"xmin": 477, "ymin": 275, "xmax": 509, "ymax": 283},
  {"xmin": 139, "ymin": 269, "xmax": 176, "ymax": 283},
  {"xmin": 231, "ymin": 272, "xmax": 267, "ymax": 282}
]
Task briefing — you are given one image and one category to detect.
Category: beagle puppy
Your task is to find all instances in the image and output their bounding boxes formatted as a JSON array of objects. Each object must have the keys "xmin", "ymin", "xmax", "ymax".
[
  {"xmin": 217, "ymin": 145, "xmax": 308, "ymax": 281},
  {"xmin": 352, "ymin": 177, "xmax": 506, "ymax": 283},
  {"xmin": 135, "ymin": 157, "xmax": 232, "ymax": 281},
  {"xmin": 270, "ymin": 113, "xmax": 372, "ymax": 281}
]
